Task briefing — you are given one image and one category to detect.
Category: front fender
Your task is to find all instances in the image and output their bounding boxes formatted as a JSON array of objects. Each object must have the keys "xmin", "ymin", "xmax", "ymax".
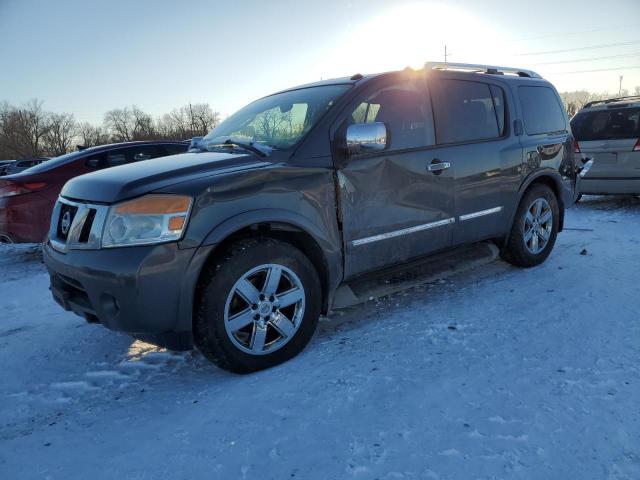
[
  {"xmin": 173, "ymin": 208, "xmax": 343, "ymax": 332},
  {"xmin": 201, "ymin": 208, "xmax": 338, "ymax": 253}
]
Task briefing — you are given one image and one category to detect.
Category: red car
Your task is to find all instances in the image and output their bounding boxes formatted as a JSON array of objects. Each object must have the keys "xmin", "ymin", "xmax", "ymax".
[{"xmin": 0, "ymin": 141, "xmax": 188, "ymax": 243}]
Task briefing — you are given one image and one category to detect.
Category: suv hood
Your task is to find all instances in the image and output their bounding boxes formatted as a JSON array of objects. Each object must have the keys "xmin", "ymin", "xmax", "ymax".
[{"xmin": 61, "ymin": 151, "xmax": 269, "ymax": 203}]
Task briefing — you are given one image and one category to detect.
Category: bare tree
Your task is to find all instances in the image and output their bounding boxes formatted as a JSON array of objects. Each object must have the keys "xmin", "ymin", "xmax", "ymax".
[
  {"xmin": 0, "ymin": 100, "xmax": 221, "ymax": 160},
  {"xmin": 560, "ymin": 90, "xmax": 610, "ymax": 117},
  {"xmin": 77, "ymin": 122, "xmax": 109, "ymax": 147},
  {"xmin": 187, "ymin": 103, "xmax": 220, "ymax": 136},
  {"xmin": 44, "ymin": 113, "xmax": 77, "ymax": 156},
  {"xmin": 103, "ymin": 107, "xmax": 134, "ymax": 142},
  {"xmin": 0, "ymin": 99, "xmax": 50, "ymax": 158},
  {"xmin": 131, "ymin": 106, "xmax": 155, "ymax": 140},
  {"xmin": 158, "ymin": 103, "xmax": 220, "ymax": 140}
]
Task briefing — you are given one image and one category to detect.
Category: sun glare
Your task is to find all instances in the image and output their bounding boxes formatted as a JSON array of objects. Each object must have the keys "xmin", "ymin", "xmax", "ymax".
[{"xmin": 323, "ymin": 2, "xmax": 502, "ymax": 76}]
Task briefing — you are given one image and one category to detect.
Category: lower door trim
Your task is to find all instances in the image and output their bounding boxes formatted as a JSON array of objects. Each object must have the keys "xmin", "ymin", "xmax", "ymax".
[
  {"xmin": 351, "ymin": 218, "xmax": 455, "ymax": 247},
  {"xmin": 459, "ymin": 206, "xmax": 503, "ymax": 222}
]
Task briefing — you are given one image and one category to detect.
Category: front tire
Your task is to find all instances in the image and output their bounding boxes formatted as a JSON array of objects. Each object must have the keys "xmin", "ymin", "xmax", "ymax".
[
  {"xmin": 501, "ymin": 184, "xmax": 559, "ymax": 268},
  {"xmin": 194, "ymin": 237, "xmax": 321, "ymax": 373}
]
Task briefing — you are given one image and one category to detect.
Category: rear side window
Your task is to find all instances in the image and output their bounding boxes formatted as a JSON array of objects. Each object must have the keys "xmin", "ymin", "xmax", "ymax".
[
  {"xmin": 431, "ymin": 80, "xmax": 502, "ymax": 144},
  {"xmin": 519, "ymin": 86, "xmax": 566, "ymax": 135},
  {"xmin": 571, "ymin": 108, "xmax": 640, "ymax": 141}
]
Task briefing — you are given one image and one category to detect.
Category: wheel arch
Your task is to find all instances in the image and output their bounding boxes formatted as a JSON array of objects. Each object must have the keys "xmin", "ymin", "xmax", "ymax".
[
  {"xmin": 501, "ymin": 170, "xmax": 565, "ymax": 248},
  {"xmin": 182, "ymin": 209, "xmax": 342, "ymax": 332}
]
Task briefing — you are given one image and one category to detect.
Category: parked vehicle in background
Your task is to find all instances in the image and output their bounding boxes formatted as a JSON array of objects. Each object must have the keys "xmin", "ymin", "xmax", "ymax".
[
  {"xmin": 3, "ymin": 158, "xmax": 48, "ymax": 176},
  {"xmin": 43, "ymin": 63, "xmax": 580, "ymax": 373},
  {"xmin": 0, "ymin": 160, "xmax": 16, "ymax": 176},
  {"xmin": 0, "ymin": 141, "xmax": 188, "ymax": 243},
  {"xmin": 571, "ymin": 96, "xmax": 640, "ymax": 198}
]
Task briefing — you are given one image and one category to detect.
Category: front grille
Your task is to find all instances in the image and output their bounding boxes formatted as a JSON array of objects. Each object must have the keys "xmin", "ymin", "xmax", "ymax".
[
  {"xmin": 56, "ymin": 203, "xmax": 78, "ymax": 241},
  {"xmin": 78, "ymin": 209, "xmax": 96, "ymax": 243},
  {"xmin": 49, "ymin": 197, "xmax": 109, "ymax": 252}
]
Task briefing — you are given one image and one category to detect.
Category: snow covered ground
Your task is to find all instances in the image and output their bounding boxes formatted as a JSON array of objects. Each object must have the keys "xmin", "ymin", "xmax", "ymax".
[{"xmin": 1, "ymin": 195, "xmax": 639, "ymax": 480}]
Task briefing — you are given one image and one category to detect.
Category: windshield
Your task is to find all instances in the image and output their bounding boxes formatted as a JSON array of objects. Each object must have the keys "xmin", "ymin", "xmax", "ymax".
[
  {"xmin": 200, "ymin": 84, "xmax": 351, "ymax": 151},
  {"xmin": 571, "ymin": 108, "xmax": 640, "ymax": 141}
]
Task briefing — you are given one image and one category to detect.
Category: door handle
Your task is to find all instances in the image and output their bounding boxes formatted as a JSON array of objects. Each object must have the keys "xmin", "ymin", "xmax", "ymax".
[{"xmin": 428, "ymin": 161, "xmax": 451, "ymax": 173}]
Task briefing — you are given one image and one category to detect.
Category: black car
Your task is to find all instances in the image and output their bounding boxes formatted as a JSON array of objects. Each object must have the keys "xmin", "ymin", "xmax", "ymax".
[
  {"xmin": 43, "ymin": 62, "xmax": 581, "ymax": 373},
  {"xmin": 4, "ymin": 158, "xmax": 47, "ymax": 175},
  {"xmin": 0, "ymin": 160, "xmax": 16, "ymax": 176}
]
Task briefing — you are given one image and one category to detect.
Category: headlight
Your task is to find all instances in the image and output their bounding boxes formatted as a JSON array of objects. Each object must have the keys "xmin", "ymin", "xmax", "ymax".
[{"xmin": 102, "ymin": 194, "xmax": 192, "ymax": 248}]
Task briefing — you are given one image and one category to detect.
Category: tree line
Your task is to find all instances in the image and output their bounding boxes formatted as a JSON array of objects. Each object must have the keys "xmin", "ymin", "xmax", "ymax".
[
  {"xmin": 2, "ymin": 86, "xmax": 640, "ymax": 161},
  {"xmin": 0, "ymin": 99, "xmax": 220, "ymax": 160},
  {"xmin": 561, "ymin": 86, "xmax": 640, "ymax": 117}
]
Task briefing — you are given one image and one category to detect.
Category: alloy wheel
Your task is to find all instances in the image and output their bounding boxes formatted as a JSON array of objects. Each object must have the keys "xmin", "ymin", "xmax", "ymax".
[
  {"xmin": 523, "ymin": 197, "xmax": 553, "ymax": 255},
  {"xmin": 223, "ymin": 263, "xmax": 305, "ymax": 355}
]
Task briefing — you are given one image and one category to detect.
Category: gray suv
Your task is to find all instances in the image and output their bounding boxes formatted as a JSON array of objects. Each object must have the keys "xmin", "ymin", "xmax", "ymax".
[
  {"xmin": 43, "ymin": 62, "xmax": 579, "ymax": 373},
  {"xmin": 571, "ymin": 96, "xmax": 640, "ymax": 197}
]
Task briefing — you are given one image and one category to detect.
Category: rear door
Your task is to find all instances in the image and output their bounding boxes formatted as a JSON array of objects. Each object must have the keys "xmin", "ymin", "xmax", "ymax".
[
  {"xmin": 571, "ymin": 106, "xmax": 640, "ymax": 184},
  {"xmin": 333, "ymin": 74, "xmax": 455, "ymax": 278},
  {"xmin": 427, "ymin": 77, "xmax": 518, "ymax": 245}
]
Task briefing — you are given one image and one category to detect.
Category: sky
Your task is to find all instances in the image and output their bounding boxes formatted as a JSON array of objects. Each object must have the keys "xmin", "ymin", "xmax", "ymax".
[{"xmin": 1, "ymin": 0, "xmax": 639, "ymax": 124}]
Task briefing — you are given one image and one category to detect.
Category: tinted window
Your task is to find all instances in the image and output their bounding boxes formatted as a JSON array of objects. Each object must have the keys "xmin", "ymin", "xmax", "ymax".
[
  {"xmin": 348, "ymin": 80, "xmax": 432, "ymax": 150},
  {"xmin": 106, "ymin": 145, "xmax": 163, "ymax": 167},
  {"xmin": 571, "ymin": 108, "xmax": 640, "ymax": 141},
  {"xmin": 431, "ymin": 80, "xmax": 501, "ymax": 144},
  {"xmin": 519, "ymin": 86, "xmax": 566, "ymax": 135}
]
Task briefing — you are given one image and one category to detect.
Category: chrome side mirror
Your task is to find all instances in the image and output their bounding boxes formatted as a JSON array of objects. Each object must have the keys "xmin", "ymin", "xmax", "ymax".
[{"xmin": 346, "ymin": 122, "xmax": 388, "ymax": 155}]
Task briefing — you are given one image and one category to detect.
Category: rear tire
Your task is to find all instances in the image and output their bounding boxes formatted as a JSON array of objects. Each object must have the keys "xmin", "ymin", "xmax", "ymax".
[
  {"xmin": 500, "ymin": 184, "xmax": 559, "ymax": 268},
  {"xmin": 194, "ymin": 237, "xmax": 321, "ymax": 373}
]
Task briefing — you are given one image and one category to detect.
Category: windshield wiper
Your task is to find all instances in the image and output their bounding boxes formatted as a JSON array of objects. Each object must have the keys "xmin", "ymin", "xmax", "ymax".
[
  {"xmin": 223, "ymin": 139, "xmax": 270, "ymax": 157},
  {"xmin": 202, "ymin": 138, "xmax": 271, "ymax": 157}
]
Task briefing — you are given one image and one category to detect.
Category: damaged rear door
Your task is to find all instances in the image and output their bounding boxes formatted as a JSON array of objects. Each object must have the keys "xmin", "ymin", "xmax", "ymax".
[{"xmin": 332, "ymin": 73, "xmax": 455, "ymax": 278}]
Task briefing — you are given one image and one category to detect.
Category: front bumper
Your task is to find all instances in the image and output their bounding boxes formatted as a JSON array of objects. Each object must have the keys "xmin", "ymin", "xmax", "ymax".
[{"xmin": 43, "ymin": 240, "xmax": 209, "ymax": 336}]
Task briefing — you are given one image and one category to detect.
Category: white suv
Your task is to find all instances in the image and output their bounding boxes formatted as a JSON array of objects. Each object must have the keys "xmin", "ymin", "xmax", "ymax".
[{"xmin": 571, "ymin": 96, "xmax": 640, "ymax": 197}]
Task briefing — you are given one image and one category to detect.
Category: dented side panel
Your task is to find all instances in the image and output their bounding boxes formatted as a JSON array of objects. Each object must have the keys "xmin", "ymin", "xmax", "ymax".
[
  {"xmin": 165, "ymin": 162, "xmax": 344, "ymax": 288},
  {"xmin": 336, "ymin": 150, "xmax": 455, "ymax": 278}
]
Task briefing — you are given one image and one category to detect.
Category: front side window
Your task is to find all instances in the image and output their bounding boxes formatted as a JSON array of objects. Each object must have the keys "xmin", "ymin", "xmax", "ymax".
[
  {"xmin": 201, "ymin": 84, "xmax": 351, "ymax": 150},
  {"xmin": 571, "ymin": 108, "xmax": 640, "ymax": 141},
  {"xmin": 431, "ymin": 80, "xmax": 502, "ymax": 144},
  {"xmin": 347, "ymin": 80, "xmax": 432, "ymax": 150},
  {"xmin": 519, "ymin": 86, "xmax": 567, "ymax": 135}
]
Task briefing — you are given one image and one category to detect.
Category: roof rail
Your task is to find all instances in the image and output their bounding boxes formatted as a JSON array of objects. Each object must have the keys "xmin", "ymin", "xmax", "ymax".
[
  {"xmin": 425, "ymin": 62, "xmax": 542, "ymax": 79},
  {"xmin": 583, "ymin": 95, "xmax": 640, "ymax": 109}
]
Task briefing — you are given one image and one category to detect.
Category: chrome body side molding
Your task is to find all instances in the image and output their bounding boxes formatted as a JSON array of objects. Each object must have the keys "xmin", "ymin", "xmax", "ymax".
[
  {"xmin": 459, "ymin": 206, "xmax": 503, "ymax": 222},
  {"xmin": 351, "ymin": 218, "xmax": 455, "ymax": 247}
]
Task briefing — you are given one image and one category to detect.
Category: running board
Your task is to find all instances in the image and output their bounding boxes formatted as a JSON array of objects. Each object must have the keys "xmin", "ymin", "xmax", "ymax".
[{"xmin": 332, "ymin": 242, "xmax": 499, "ymax": 309}]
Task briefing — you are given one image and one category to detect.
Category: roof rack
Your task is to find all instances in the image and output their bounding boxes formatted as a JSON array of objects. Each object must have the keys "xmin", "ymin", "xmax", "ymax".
[
  {"xmin": 425, "ymin": 62, "xmax": 542, "ymax": 79},
  {"xmin": 583, "ymin": 95, "xmax": 640, "ymax": 109}
]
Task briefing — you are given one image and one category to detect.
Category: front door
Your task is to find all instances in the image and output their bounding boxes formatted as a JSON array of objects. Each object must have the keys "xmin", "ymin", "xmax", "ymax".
[{"xmin": 333, "ymin": 74, "xmax": 455, "ymax": 278}]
